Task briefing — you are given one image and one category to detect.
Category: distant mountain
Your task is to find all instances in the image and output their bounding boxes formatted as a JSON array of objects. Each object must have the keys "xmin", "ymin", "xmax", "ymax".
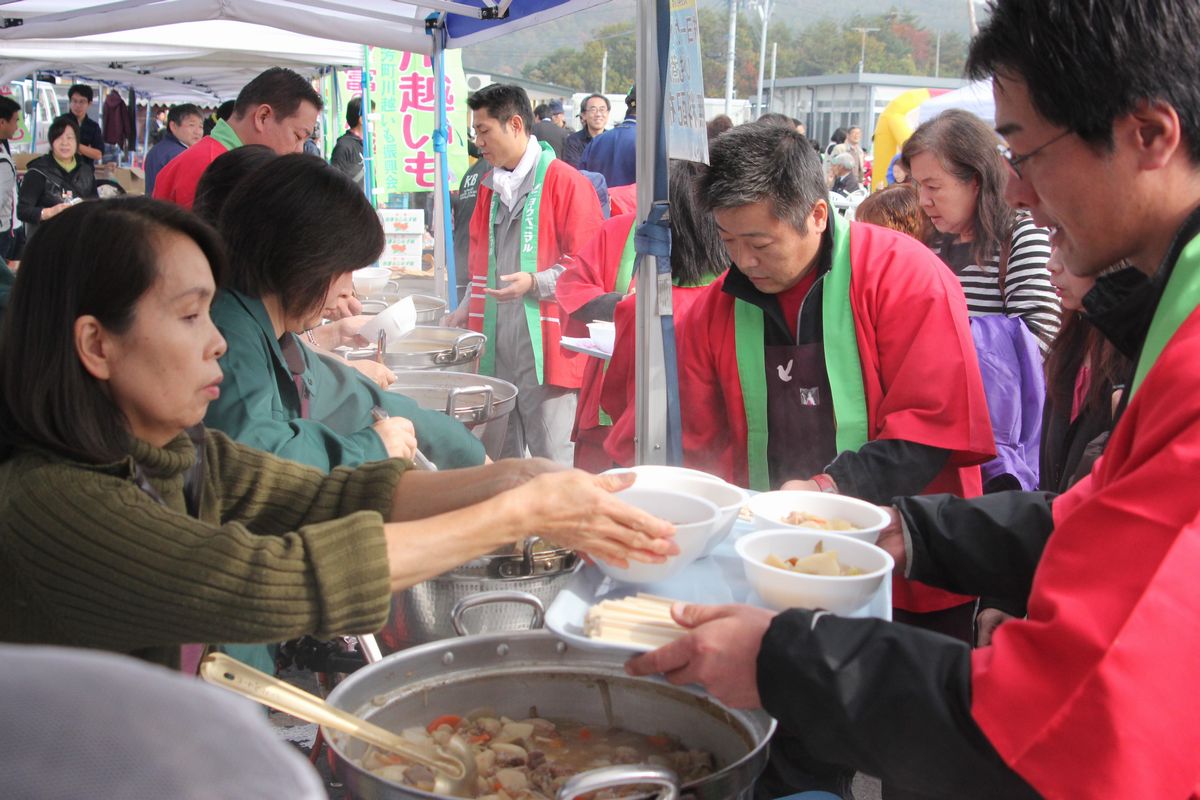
[{"xmin": 462, "ymin": 0, "xmax": 982, "ymax": 76}]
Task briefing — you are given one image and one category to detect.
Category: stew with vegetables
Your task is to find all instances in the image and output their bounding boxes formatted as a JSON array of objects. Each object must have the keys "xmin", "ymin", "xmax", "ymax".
[{"xmin": 358, "ymin": 708, "xmax": 716, "ymax": 799}]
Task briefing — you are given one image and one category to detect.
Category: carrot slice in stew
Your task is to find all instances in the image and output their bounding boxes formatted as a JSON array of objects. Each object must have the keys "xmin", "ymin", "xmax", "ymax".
[{"xmin": 426, "ymin": 714, "xmax": 463, "ymax": 732}]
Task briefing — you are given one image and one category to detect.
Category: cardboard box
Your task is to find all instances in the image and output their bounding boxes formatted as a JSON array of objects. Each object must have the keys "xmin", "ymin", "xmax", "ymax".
[
  {"xmin": 377, "ymin": 234, "xmax": 424, "ymax": 271},
  {"xmin": 377, "ymin": 208, "xmax": 425, "ymax": 235},
  {"xmin": 102, "ymin": 166, "xmax": 144, "ymax": 196}
]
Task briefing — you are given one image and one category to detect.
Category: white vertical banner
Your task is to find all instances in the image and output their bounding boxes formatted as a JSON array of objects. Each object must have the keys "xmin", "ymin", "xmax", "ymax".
[{"xmin": 666, "ymin": 0, "xmax": 709, "ymax": 164}]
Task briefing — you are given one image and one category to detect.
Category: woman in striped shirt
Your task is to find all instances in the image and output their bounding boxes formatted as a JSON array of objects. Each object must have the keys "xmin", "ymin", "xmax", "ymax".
[{"xmin": 902, "ymin": 109, "xmax": 1060, "ymax": 348}]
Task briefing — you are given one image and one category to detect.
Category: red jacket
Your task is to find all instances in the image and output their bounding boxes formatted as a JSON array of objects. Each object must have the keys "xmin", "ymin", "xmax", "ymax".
[
  {"xmin": 466, "ymin": 159, "xmax": 603, "ymax": 389},
  {"xmin": 152, "ymin": 136, "xmax": 229, "ymax": 210},
  {"xmin": 678, "ymin": 221, "xmax": 994, "ymax": 612},
  {"xmin": 972, "ymin": 306, "xmax": 1200, "ymax": 798},
  {"xmin": 558, "ymin": 213, "xmax": 636, "ymax": 440},
  {"xmin": 602, "ymin": 283, "xmax": 711, "ymax": 467}
]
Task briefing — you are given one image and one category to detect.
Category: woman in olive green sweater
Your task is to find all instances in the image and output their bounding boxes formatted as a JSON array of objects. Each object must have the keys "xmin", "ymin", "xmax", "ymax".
[{"xmin": 0, "ymin": 198, "xmax": 675, "ymax": 669}]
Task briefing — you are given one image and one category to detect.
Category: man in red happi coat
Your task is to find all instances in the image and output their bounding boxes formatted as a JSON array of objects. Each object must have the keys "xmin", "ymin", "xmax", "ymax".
[{"xmin": 631, "ymin": 2, "xmax": 1200, "ymax": 797}]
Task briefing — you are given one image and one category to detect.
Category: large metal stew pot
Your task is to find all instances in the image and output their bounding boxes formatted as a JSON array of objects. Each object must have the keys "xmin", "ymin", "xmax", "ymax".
[
  {"xmin": 384, "ymin": 370, "xmax": 517, "ymax": 461},
  {"xmin": 324, "ymin": 630, "xmax": 775, "ymax": 800}
]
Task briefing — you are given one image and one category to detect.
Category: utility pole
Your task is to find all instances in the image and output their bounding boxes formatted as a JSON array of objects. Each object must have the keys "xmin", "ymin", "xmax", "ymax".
[
  {"xmin": 934, "ymin": 30, "xmax": 942, "ymax": 78},
  {"xmin": 751, "ymin": 0, "xmax": 773, "ymax": 119},
  {"xmin": 724, "ymin": 0, "xmax": 737, "ymax": 116},
  {"xmin": 600, "ymin": 48, "xmax": 608, "ymax": 95},
  {"xmin": 967, "ymin": 0, "xmax": 978, "ymax": 36},
  {"xmin": 769, "ymin": 41, "xmax": 778, "ymax": 115},
  {"xmin": 852, "ymin": 26, "xmax": 879, "ymax": 75}
]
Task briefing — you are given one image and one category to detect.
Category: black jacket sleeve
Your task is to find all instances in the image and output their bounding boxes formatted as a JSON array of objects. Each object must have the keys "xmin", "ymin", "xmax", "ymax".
[
  {"xmin": 16, "ymin": 169, "xmax": 48, "ymax": 225},
  {"xmin": 895, "ymin": 490, "xmax": 1055, "ymax": 599},
  {"xmin": 757, "ymin": 609, "xmax": 1041, "ymax": 799},
  {"xmin": 824, "ymin": 440, "xmax": 950, "ymax": 504},
  {"xmin": 576, "ymin": 292, "xmax": 623, "ymax": 324}
]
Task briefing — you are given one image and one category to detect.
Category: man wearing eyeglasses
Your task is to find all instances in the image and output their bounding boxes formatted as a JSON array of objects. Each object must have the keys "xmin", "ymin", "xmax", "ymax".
[
  {"xmin": 564, "ymin": 93, "xmax": 610, "ymax": 169},
  {"xmin": 628, "ymin": 2, "xmax": 1200, "ymax": 798}
]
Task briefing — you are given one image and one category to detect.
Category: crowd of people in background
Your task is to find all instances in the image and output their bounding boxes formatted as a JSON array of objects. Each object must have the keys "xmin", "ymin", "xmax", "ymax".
[{"xmin": 1, "ymin": 1, "xmax": 1198, "ymax": 796}]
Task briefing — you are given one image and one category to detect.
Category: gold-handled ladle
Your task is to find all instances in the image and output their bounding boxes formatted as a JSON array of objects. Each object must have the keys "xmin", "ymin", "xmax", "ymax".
[{"xmin": 199, "ymin": 652, "xmax": 477, "ymax": 797}]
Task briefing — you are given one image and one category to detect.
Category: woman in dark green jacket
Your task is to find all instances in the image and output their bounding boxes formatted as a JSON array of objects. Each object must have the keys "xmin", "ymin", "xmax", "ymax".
[
  {"xmin": 0, "ymin": 198, "xmax": 675, "ymax": 669},
  {"xmin": 198, "ymin": 150, "xmax": 484, "ymax": 470}
]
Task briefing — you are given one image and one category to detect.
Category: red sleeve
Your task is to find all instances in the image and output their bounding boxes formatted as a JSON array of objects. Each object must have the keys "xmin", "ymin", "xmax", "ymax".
[
  {"xmin": 601, "ymin": 295, "xmax": 636, "ymax": 428},
  {"xmin": 558, "ymin": 213, "xmax": 636, "ymax": 336},
  {"xmin": 677, "ymin": 277, "xmax": 747, "ymax": 485},
  {"xmin": 464, "ymin": 182, "xmax": 494, "ymax": 334},
  {"xmin": 850, "ymin": 223, "xmax": 995, "ymax": 465},
  {"xmin": 546, "ymin": 161, "xmax": 603, "ymax": 266},
  {"xmin": 971, "ymin": 309, "xmax": 1200, "ymax": 798},
  {"xmin": 608, "ymin": 184, "xmax": 637, "ymax": 216}
]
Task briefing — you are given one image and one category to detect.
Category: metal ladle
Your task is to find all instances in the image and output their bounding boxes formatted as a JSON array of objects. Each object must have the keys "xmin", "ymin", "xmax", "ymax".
[{"xmin": 199, "ymin": 652, "xmax": 477, "ymax": 797}]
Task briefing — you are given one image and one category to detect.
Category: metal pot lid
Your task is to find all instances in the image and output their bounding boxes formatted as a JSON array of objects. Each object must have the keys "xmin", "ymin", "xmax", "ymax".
[{"xmin": 388, "ymin": 326, "xmax": 484, "ymax": 356}]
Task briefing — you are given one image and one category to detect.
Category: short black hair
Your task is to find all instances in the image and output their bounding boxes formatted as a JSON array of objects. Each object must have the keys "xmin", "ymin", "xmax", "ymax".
[
  {"xmin": 967, "ymin": 0, "xmax": 1200, "ymax": 163},
  {"xmin": 232, "ymin": 67, "xmax": 323, "ymax": 121},
  {"xmin": 0, "ymin": 96, "xmax": 18, "ymax": 122},
  {"xmin": 756, "ymin": 113, "xmax": 796, "ymax": 129},
  {"xmin": 467, "ymin": 84, "xmax": 533, "ymax": 133},
  {"xmin": 345, "ymin": 96, "xmax": 374, "ymax": 129},
  {"xmin": 167, "ymin": 103, "xmax": 203, "ymax": 128},
  {"xmin": 534, "ymin": 103, "xmax": 550, "ymax": 119},
  {"xmin": 193, "ymin": 145, "xmax": 280, "ymax": 226},
  {"xmin": 581, "ymin": 93, "xmax": 610, "ymax": 112},
  {"xmin": 0, "ymin": 197, "xmax": 226, "ymax": 463},
  {"xmin": 217, "ymin": 154, "xmax": 384, "ymax": 322},
  {"xmin": 47, "ymin": 115, "xmax": 80, "ymax": 148},
  {"xmin": 217, "ymin": 100, "xmax": 236, "ymax": 120},
  {"xmin": 700, "ymin": 122, "xmax": 828, "ymax": 235},
  {"xmin": 68, "ymin": 84, "xmax": 93, "ymax": 103}
]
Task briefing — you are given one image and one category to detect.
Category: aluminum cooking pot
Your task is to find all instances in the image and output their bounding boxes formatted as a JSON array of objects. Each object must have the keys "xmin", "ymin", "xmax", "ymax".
[
  {"xmin": 380, "ymin": 276, "xmax": 438, "ymax": 301},
  {"xmin": 374, "ymin": 538, "xmax": 578, "ymax": 654},
  {"xmin": 348, "ymin": 327, "xmax": 485, "ymax": 373},
  {"xmin": 324, "ymin": 630, "xmax": 775, "ymax": 800},
  {"xmin": 384, "ymin": 370, "xmax": 517, "ymax": 460},
  {"xmin": 361, "ymin": 295, "xmax": 448, "ymax": 326}
]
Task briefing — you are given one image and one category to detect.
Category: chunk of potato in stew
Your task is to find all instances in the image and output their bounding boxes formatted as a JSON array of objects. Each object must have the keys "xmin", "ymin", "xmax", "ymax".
[{"xmin": 357, "ymin": 708, "xmax": 717, "ymax": 799}]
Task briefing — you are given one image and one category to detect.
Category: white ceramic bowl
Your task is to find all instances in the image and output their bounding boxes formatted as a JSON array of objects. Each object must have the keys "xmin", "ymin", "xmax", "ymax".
[
  {"xmin": 587, "ymin": 320, "xmax": 616, "ymax": 351},
  {"xmin": 747, "ymin": 490, "xmax": 891, "ymax": 544},
  {"xmin": 353, "ymin": 267, "xmax": 391, "ymax": 297},
  {"xmin": 605, "ymin": 468, "xmax": 748, "ymax": 557},
  {"xmin": 736, "ymin": 528, "xmax": 894, "ymax": 614},
  {"xmin": 594, "ymin": 486, "xmax": 719, "ymax": 585}
]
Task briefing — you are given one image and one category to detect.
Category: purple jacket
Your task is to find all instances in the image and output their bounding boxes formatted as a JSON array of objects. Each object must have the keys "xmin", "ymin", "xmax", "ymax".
[{"xmin": 971, "ymin": 315, "xmax": 1046, "ymax": 492}]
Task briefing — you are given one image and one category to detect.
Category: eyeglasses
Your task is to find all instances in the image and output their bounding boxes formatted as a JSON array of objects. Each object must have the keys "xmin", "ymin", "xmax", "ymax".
[
  {"xmin": 997, "ymin": 129, "xmax": 1072, "ymax": 179},
  {"xmin": 584, "ymin": 106, "xmax": 608, "ymax": 114}
]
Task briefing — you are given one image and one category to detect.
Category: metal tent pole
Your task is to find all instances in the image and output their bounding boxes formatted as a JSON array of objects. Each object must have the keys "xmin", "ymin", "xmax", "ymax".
[
  {"xmin": 430, "ymin": 18, "xmax": 456, "ymax": 308},
  {"xmin": 360, "ymin": 47, "xmax": 376, "ymax": 207},
  {"xmin": 633, "ymin": 0, "xmax": 673, "ymax": 465}
]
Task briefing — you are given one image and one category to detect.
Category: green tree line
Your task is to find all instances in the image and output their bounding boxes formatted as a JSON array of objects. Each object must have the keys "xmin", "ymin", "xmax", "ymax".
[{"xmin": 521, "ymin": 8, "xmax": 968, "ymax": 96}]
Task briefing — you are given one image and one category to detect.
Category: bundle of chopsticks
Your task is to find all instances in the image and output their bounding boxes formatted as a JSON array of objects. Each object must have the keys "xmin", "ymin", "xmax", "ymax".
[{"xmin": 584, "ymin": 593, "xmax": 688, "ymax": 649}]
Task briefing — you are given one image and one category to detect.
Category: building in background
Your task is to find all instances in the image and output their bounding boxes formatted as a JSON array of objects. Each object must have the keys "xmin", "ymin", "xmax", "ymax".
[{"xmin": 768, "ymin": 72, "xmax": 966, "ymax": 150}]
